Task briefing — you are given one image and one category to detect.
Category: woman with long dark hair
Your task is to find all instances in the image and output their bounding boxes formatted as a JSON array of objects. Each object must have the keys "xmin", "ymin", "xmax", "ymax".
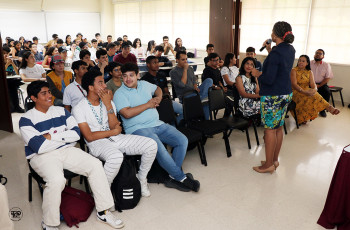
[
  {"xmin": 291, "ymin": 55, "xmax": 339, "ymax": 125},
  {"xmin": 19, "ymin": 51, "xmax": 46, "ymax": 82},
  {"xmin": 65, "ymin": 35, "xmax": 72, "ymax": 46},
  {"xmin": 146, "ymin": 40, "xmax": 156, "ymax": 56},
  {"xmin": 251, "ymin": 21, "xmax": 296, "ymax": 173},
  {"xmin": 131, "ymin": 38, "xmax": 145, "ymax": 58},
  {"xmin": 174, "ymin": 38, "xmax": 186, "ymax": 54},
  {"xmin": 42, "ymin": 47, "xmax": 58, "ymax": 68},
  {"xmin": 235, "ymin": 57, "xmax": 260, "ymax": 117}
]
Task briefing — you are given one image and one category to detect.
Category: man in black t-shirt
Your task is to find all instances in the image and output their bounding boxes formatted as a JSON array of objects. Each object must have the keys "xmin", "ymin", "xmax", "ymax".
[{"xmin": 141, "ymin": 56, "xmax": 183, "ymax": 124}]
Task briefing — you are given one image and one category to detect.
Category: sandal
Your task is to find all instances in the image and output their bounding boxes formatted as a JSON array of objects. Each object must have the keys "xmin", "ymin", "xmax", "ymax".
[{"xmin": 327, "ymin": 106, "xmax": 340, "ymax": 115}]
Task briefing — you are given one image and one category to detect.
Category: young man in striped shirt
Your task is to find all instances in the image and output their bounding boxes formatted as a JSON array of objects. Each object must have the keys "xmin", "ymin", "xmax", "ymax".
[{"xmin": 19, "ymin": 81, "xmax": 124, "ymax": 230}]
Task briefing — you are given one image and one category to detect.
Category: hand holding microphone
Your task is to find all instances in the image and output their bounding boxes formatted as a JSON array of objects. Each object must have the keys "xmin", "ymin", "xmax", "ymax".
[{"xmin": 259, "ymin": 39, "xmax": 272, "ymax": 52}]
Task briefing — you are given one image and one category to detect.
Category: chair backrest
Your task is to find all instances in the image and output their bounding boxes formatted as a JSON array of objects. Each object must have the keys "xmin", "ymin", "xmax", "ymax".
[
  {"xmin": 156, "ymin": 97, "xmax": 177, "ymax": 124},
  {"xmin": 182, "ymin": 90, "xmax": 205, "ymax": 121},
  {"xmin": 208, "ymin": 87, "xmax": 226, "ymax": 112},
  {"xmin": 25, "ymin": 97, "xmax": 35, "ymax": 111}
]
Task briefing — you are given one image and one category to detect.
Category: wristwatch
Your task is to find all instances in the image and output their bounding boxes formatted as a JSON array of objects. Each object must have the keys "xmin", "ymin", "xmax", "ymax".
[{"xmin": 107, "ymin": 108, "xmax": 114, "ymax": 114}]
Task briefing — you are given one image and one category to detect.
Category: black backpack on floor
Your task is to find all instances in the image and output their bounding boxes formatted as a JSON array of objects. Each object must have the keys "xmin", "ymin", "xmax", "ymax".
[
  {"xmin": 146, "ymin": 159, "xmax": 169, "ymax": 184},
  {"xmin": 111, "ymin": 156, "xmax": 141, "ymax": 212}
]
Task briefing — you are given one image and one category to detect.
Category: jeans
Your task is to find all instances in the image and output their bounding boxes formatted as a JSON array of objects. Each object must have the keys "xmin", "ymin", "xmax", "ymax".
[
  {"xmin": 132, "ymin": 123, "xmax": 188, "ymax": 181},
  {"xmin": 172, "ymin": 100, "xmax": 183, "ymax": 124}
]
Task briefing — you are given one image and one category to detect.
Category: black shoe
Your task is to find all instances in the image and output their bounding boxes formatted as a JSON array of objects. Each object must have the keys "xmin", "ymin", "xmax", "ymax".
[
  {"xmin": 185, "ymin": 173, "xmax": 193, "ymax": 180},
  {"xmin": 164, "ymin": 178, "xmax": 191, "ymax": 192},
  {"xmin": 319, "ymin": 110, "xmax": 327, "ymax": 117},
  {"xmin": 348, "ymin": 104, "xmax": 350, "ymax": 108},
  {"xmin": 182, "ymin": 176, "xmax": 200, "ymax": 192}
]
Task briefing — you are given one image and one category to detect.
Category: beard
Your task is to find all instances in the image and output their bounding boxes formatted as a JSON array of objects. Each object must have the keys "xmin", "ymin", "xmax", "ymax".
[{"xmin": 314, "ymin": 58, "xmax": 323, "ymax": 62}]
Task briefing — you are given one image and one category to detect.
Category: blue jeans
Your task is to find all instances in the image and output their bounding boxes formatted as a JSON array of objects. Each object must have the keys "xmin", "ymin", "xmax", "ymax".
[
  {"xmin": 132, "ymin": 123, "xmax": 188, "ymax": 181},
  {"xmin": 181, "ymin": 78, "xmax": 213, "ymax": 120},
  {"xmin": 172, "ymin": 100, "xmax": 183, "ymax": 124}
]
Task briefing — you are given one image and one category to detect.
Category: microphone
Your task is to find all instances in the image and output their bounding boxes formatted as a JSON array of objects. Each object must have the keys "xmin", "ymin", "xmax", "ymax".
[{"xmin": 259, "ymin": 39, "xmax": 272, "ymax": 52}]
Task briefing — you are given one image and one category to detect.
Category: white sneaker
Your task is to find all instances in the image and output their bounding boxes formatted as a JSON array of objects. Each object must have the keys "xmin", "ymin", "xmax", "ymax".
[
  {"xmin": 41, "ymin": 221, "xmax": 59, "ymax": 230},
  {"xmin": 136, "ymin": 174, "xmax": 151, "ymax": 197},
  {"xmin": 97, "ymin": 210, "xmax": 124, "ymax": 229}
]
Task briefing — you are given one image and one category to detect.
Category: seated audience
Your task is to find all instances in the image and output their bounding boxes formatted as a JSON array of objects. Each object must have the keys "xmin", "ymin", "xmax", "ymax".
[
  {"xmin": 79, "ymin": 49, "xmax": 96, "ymax": 70},
  {"xmin": 18, "ymin": 40, "xmax": 31, "ymax": 60},
  {"xmin": 89, "ymin": 39, "xmax": 98, "ymax": 62},
  {"xmin": 10, "ymin": 41, "xmax": 22, "ymax": 61},
  {"xmin": 19, "ymin": 51, "xmax": 46, "ymax": 82},
  {"xmin": 95, "ymin": 33, "xmax": 103, "ymax": 47},
  {"xmin": 102, "ymin": 35, "xmax": 113, "ymax": 48},
  {"xmin": 65, "ymin": 35, "xmax": 72, "ymax": 47},
  {"xmin": 106, "ymin": 62, "xmax": 123, "ymax": 95},
  {"xmin": 63, "ymin": 60, "xmax": 88, "ymax": 112},
  {"xmin": 131, "ymin": 38, "xmax": 145, "ymax": 58},
  {"xmin": 30, "ymin": 43, "xmax": 44, "ymax": 63},
  {"xmin": 58, "ymin": 46, "xmax": 73, "ymax": 72},
  {"xmin": 106, "ymin": 43, "xmax": 117, "ymax": 62},
  {"xmin": 141, "ymin": 56, "xmax": 183, "ymax": 124},
  {"xmin": 19, "ymin": 81, "xmax": 124, "ymax": 229},
  {"xmin": 72, "ymin": 70, "xmax": 157, "ymax": 195},
  {"xmin": 122, "ymin": 35, "xmax": 133, "ymax": 46},
  {"xmin": 4, "ymin": 46, "xmax": 24, "ymax": 113},
  {"xmin": 56, "ymin": 39, "xmax": 64, "ymax": 48},
  {"xmin": 291, "ymin": 55, "xmax": 339, "ymax": 124},
  {"xmin": 91, "ymin": 49, "xmax": 109, "ymax": 81},
  {"xmin": 235, "ymin": 57, "xmax": 260, "ymax": 117},
  {"xmin": 203, "ymin": 44, "xmax": 224, "ymax": 67},
  {"xmin": 114, "ymin": 63, "xmax": 200, "ymax": 192},
  {"xmin": 246, "ymin": 47, "xmax": 263, "ymax": 72},
  {"xmin": 46, "ymin": 55, "xmax": 73, "ymax": 106},
  {"xmin": 33, "ymin": 36, "xmax": 44, "ymax": 54},
  {"xmin": 113, "ymin": 42, "xmax": 137, "ymax": 64},
  {"xmin": 310, "ymin": 49, "xmax": 334, "ymax": 117},
  {"xmin": 174, "ymin": 38, "xmax": 186, "ymax": 54},
  {"xmin": 42, "ymin": 47, "xmax": 59, "ymax": 68},
  {"xmin": 160, "ymin": 36, "xmax": 175, "ymax": 56},
  {"xmin": 19, "ymin": 36, "xmax": 25, "ymax": 48},
  {"xmin": 170, "ymin": 51, "xmax": 213, "ymax": 120},
  {"xmin": 221, "ymin": 53, "xmax": 239, "ymax": 114},
  {"xmin": 146, "ymin": 40, "xmax": 156, "ymax": 56},
  {"xmin": 154, "ymin": 46, "xmax": 172, "ymax": 67}
]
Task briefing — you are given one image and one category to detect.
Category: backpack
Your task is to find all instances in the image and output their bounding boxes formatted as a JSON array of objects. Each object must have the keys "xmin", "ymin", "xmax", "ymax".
[
  {"xmin": 60, "ymin": 186, "xmax": 95, "ymax": 228},
  {"xmin": 111, "ymin": 156, "xmax": 141, "ymax": 212}
]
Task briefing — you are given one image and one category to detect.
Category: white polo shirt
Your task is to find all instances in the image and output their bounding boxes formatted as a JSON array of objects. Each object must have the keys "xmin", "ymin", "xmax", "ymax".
[{"xmin": 63, "ymin": 80, "xmax": 87, "ymax": 108}]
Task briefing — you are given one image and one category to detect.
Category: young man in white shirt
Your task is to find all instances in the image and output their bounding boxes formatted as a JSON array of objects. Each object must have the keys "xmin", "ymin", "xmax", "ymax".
[
  {"xmin": 72, "ymin": 69, "xmax": 157, "ymax": 197},
  {"xmin": 63, "ymin": 60, "xmax": 88, "ymax": 112},
  {"xmin": 58, "ymin": 46, "xmax": 73, "ymax": 72},
  {"xmin": 19, "ymin": 81, "xmax": 124, "ymax": 230},
  {"xmin": 89, "ymin": 39, "xmax": 98, "ymax": 63}
]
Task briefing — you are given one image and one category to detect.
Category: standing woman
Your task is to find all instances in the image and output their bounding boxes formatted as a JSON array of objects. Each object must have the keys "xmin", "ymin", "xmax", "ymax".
[{"xmin": 251, "ymin": 21, "xmax": 295, "ymax": 173}]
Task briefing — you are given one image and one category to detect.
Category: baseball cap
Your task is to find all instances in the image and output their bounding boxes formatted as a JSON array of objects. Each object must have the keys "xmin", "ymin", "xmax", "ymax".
[
  {"xmin": 58, "ymin": 46, "xmax": 67, "ymax": 53},
  {"xmin": 52, "ymin": 55, "xmax": 65, "ymax": 64}
]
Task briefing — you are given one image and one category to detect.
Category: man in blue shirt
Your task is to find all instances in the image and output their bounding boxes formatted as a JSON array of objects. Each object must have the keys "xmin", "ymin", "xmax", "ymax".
[{"xmin": 114, "ymin": 63, "xmax": 200, "ymax": 192}]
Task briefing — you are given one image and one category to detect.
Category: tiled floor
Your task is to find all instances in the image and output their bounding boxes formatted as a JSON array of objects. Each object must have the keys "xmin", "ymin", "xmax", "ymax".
[{"xmin": 1, "ymin": 104, "xmax": 349, "ymax": 230}]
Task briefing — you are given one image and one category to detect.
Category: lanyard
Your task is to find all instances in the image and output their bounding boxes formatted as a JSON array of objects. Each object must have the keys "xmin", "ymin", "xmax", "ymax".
[
  {"xmin": 86, "ymin": 98, "xmax": 109, "ymax": 131},
  {"xmin": 76, "ymin": 83, "xmax": 86, "ymax": 97}
]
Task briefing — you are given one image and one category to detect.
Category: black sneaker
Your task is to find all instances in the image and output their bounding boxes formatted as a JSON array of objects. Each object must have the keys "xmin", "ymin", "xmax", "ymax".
[
  {"xmin": 164, "ymin": 178, "xmax": 191, "ymax": 192},
  {"xmin": 319, "ymin": 110, "xmax": 327, "ymax": 117},
  {"xmin": 182, "ymin": 176, "xmax": 200, "ymax": 192}
]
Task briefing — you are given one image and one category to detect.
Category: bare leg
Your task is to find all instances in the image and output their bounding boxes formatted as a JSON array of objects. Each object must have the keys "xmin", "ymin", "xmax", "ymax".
[
  {"xmin": 261, "ymin": 128, "xmax": 276, "ymax": 169},
  {"xmin": 273, "ymin": 126, "xmax": 284, "ymax": 162}
]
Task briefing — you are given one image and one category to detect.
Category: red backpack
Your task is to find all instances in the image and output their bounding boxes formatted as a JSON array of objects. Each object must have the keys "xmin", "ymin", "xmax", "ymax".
[{"xmin": 60, "ymin": 186, "xmax": 95, "ymax": 228}]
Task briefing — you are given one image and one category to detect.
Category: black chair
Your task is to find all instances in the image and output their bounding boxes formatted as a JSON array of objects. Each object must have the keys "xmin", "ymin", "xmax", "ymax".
[
  {"xmin": 329, "ymin": 86, "xmax": 344, "ymax": 107},
  {"xmin": 208, "ymin": 87, "xmax": 252, "ymax": 149},
  {"xmin": 283, "ymin": 101, "xmax": 299, "ymax": 135},
  {"xmin": 28, "ymin": 161, "xmax": 90, "ymax": 202},
  {"xmin": 156, "ymin": 96, "xmax": 208, "ymax": 166},
  {"xmin": 182, "ymin": 90, "xmax": 232, "ymax": 159}
]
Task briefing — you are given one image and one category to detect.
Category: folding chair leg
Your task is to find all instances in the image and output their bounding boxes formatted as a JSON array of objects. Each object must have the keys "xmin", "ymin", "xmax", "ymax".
[
  {"xmin": 293, "ymin": 109, "xmax": 299, "ymax": 129},
  {"xmin": 283, "ymin": 122, "xmax": 288, "ymax": 135},
  {"xmin": 252, "ymin": 122, "xmax": 260, "ymax": 146},
  {"xmin": 340, "ymin": 90, "xmax": 344, "ymax": 107},
  {"xmin": 28, "ymin": 173, "xmax": 32, "ymax": 202},
  {"xmin": 330, "ymin": 92, "xmax": 335, "ymax": 107},
  {"xmin": 245, "ymin": 128, "xmax": 251, "ymax": 149},
  {"xmin": 67, "ymin": 179, "xmax": 72, "ymax": 187},
  {"xmin": 83, "ymin": 177, "xmax": 90, "ymax": 194},
  {"xmin": 197, "ymin": 142, "xmax": 207, "ymax": 166},
  {"xmin": 223, "ymin": 131, "xmax": 232, "ymax": 157},
  {"xmin": 227, "ymin": 129, "xmax": 233, "ymax": 138},
  {"xmin": 79, "ymin": 176, "xmax": 83, "ymax": 184}
]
